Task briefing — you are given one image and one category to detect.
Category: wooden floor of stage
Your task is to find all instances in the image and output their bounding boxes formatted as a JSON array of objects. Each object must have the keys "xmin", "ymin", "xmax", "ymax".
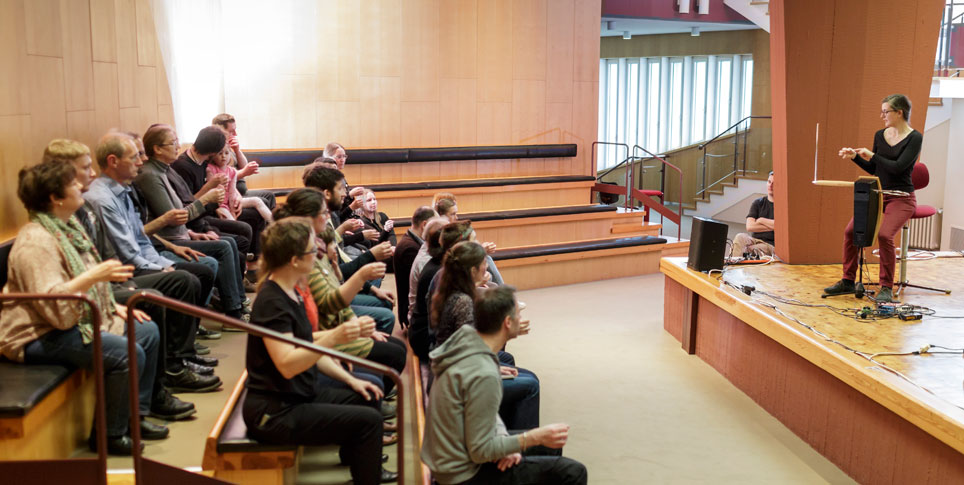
[
  {"xmin": 716, "ymin": 256, "xmax": 964, "ymax": 411},
  {"xmin": 660, "ymin": 254, "xmax": 964, "ymax": 462}
]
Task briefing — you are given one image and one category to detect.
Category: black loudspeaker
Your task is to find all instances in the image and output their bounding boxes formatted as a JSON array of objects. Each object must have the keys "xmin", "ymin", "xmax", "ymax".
[
  {"xmin": 687, "ymin": 217, "xmax": 728, "ymax": 272},
  {"xmin": 852, "ymin": 178, "xmax": 880, "ymax": 248}
]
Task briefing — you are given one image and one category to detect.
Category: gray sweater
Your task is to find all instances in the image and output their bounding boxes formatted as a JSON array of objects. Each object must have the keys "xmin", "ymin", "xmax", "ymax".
[{"xmin": 421, "ymin": 325, "xmax": 521, "ymax": 484}]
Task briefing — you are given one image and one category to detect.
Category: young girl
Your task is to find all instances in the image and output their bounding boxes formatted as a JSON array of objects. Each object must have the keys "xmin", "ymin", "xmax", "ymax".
[{"xmin": 207, "ymin": 144, "xmax": 273, "ymax": 223}]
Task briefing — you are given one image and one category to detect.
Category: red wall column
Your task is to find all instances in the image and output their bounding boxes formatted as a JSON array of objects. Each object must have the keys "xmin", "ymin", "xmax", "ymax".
[{"xmin": 770, "ymin": 0, "xmax": 943, "ymax": 263}]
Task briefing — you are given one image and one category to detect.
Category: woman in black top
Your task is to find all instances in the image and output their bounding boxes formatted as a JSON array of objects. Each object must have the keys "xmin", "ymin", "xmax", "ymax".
[
  {"xmin": 825, "ymin": 94, "xmax": 921, "ymax": 302},
  {"xmin": 242, "ymin": 218, "xmax": 394, "ymax": 484},
  {"xmin": 356, "ymin": 189, "xmax": 398, "ymax": 247}
]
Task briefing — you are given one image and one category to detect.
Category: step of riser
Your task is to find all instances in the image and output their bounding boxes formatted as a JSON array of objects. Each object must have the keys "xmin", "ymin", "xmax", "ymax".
[
  {"xmin": 251, "ymin": 162, "xmax": 583, "ymax": 189},
  {"xmin": 375, "ymin": 186, "xmax": 594, "ymax": 219}
]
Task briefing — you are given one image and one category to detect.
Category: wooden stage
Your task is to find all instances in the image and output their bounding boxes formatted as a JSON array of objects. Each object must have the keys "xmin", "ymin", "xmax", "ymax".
[{"xmin": 661, "ymin": 256, "xmax": 964, "ymax": 483}]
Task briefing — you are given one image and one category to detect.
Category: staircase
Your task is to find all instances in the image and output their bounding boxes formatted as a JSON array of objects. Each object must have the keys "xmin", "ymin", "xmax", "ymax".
[
  {"xmin": 685, "ymin": 175, "xmax": 766, "ymax": 225},
  {"xmin": 724, "ymin": 0, "xmax": 770, "ymax": 32}
]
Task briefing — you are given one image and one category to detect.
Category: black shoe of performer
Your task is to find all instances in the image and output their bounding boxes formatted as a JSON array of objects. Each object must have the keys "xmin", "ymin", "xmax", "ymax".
[{"xmin": 823, "ymin": 279, "xmax": 855, "ymax": 296}]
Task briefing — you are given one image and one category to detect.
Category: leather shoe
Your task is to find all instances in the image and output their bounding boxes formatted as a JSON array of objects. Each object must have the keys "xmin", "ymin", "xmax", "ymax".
[
  {"xmin": 150, "ymin": 387, "xmax": 196, "ymax": 420},
  {"xmin": 823, "ymin": 279, "xmax": 855, "ymax": 296},
  {"xmin": 382, "ymin": 453, "xmax": 389, "ymax": 463},
  {"xmin": 380, "ymin": 468, "xmax": 398, "ymax": 483},
  {"xmin": 140, "ymin": 418, "xmax": 169, "ymax": 440},
  {"xmin": 184, "ymin": 359, "xmax": 215, "ymax": 376},
  {"xmin": 165, "ymin": 369, "xmax": 221, "ymax": 393},
  {"xmin": 380, "ymin": 401, "xmax": 396, "ymax": 419},
  {"xmin": 186, "ymin": 354, "xmax": 219, "ymax": 367},
  {"xmin": 88, "ymin": 435, "xmax": 144, "ymax": 456},
  {"xmin": 194, "ymin": 343, "xmax": 210, "ymax": 355}
]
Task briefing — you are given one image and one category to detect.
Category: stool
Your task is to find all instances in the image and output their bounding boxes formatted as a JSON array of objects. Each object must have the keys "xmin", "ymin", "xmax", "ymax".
[{"xmin": 895, "ymin": 162, "xmax": 950, "ymax": 296}]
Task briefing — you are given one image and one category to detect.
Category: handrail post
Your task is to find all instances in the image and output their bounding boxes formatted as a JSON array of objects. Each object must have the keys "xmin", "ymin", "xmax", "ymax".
[
  {"xmin": 742, "ymin": 119, "xmax": 750, "ymax": 175},
  {"xmin": 732, "ymin": 124, "xmax": 739, "ymax": 184}
]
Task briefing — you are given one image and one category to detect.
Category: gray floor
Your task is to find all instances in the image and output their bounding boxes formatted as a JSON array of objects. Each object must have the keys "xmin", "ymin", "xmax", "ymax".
[{"xmin": 86, "ymin": 273, "xmax": 854, "ymax": 484}]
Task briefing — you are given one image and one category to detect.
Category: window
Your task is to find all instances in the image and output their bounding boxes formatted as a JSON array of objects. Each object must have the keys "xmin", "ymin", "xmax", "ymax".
[
  {"xmin": 716, "ymin": 58, "xmax": 732, "ymax": 135},
  {"xmin": 691, "ymin": 58, "xmax": 707, "ymax": 142},
  {"xmin": 598, "ymin": 53, "xmax": 753, "ymax": 170},
  {"xmin": 668, "ymin": 59, "xmax": 684, "ymax": 149}
]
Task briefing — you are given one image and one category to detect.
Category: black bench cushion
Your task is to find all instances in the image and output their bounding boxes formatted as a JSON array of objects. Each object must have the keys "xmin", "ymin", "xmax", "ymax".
[
  {"xmin": 492, "ymin": 236, "xmax": 667, "ymax": 261},
  {"xmin": 0, "ymin": 239, "xmax": 13, "ymax": 290},
  {"xmin": 270, "ymin": 175, "xmax": 596, "ymax": 198},
  {"xmin": 0, "ymin": 362, "xmax": 75, "ymax": 417},
  {"xmin": 217, "ymin": 388, "xmax": 298, "ymax": 453},
  {"xmin": 249, "ymin": 144, "xmax": 577, "ymax": 168},
  {"xmin": 393, "ymin": 204, "xmax": 618, "ymax": 228}
]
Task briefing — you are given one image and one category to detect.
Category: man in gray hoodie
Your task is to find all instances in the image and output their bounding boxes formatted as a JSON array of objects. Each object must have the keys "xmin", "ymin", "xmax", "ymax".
[{"xmin": 421, "ymin": 285, "xmax": 587, "ymax": 484}]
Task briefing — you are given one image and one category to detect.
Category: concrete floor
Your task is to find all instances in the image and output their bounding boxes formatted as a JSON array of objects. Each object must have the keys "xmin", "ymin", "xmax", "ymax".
[{"xmin": 85, "ymin": 273, "xmax": 854, "ymax": 484}]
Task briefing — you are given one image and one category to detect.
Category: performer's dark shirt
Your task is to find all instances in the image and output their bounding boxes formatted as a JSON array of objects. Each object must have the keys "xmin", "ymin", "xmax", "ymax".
[
  {"xmin": 851, "ymin": 129, "xmax": 922, "ymax": 193},
  {"xmin": 747, "ymin": 196, "xmax": 774, "ymax": 245}
]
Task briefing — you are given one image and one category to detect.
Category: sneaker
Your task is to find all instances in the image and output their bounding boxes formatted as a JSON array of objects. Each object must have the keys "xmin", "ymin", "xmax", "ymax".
[
  {"xmin": 140, "ymin": 418, "xmax": 170, "ymax": 440},
  {"xmin": 184, "ymin": 359, "xmax": 215, "ymax": 376},
  {"xmin": 221, "ymin": 324, "xmax": 245, "ymax": 333},
  {"xmin": 165, "ymin": 369, "xmax": 222, "ymax": 393},
  {"xmin": 876, "ymin": 286, "xmax": 894, "ymax": 303},
  {"xmin": 380, "ymin": 401, "xmax": 396, "ymax": 419},
  {"xmin": 196, "ymin": 326, "xmax": 221, "ymax": 340},
  {"xmin": 186, "ymin": 354, "xmax": 219, "ymax": 367},
  {"xmin": 150, "ymin": 388, "xmax": 196, "ymax": 420},
  {"xmin": 823, "ymin": 279, "xmax": 855, "ymax": 296},
  {"xmin": 194, "ymin": 342, "xmax": 210, "ymax": 355}
]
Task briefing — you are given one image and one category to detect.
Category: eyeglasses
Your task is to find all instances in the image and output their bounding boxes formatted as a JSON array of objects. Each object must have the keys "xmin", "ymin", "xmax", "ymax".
[
  {"xmin": 301, "ymin": 246, "xmax": 318, "ymax": 256},
  {"xmin": 159, "ymin": 139, "xmax": 179, "ymax": 147},
  {"xmin": 881, "ymin": 109, "xmax": 896, "ymax": 115}
]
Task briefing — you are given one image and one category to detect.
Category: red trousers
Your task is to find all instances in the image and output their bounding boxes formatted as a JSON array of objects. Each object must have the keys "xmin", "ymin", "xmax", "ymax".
[{"xmin": 842, "ymin": 193, "xmax": 916, "ymax": 288}]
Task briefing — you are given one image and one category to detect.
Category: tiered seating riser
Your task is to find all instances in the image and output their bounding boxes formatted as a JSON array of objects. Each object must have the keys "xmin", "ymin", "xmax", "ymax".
[
  {"xmin": 394, "ymin": 212, "xmax": 655, "ymax": 247},
  {"xmin": 495, "ymin": 244, "xmax": 685, "ymax": 290},
  {"xmin": 212, "ymin": 467, "xmax": 296, "ymax": 485},
  {"xmin": 248, "ymin": 158, "xmax": 577, "ymax": 189},
  {"xmin": 372, "ymin": 182, "xmax": 595, "ymax": 219},
  {"xmin": 0, "ymin": 370, "xmax": 94, "ymax": 460}
]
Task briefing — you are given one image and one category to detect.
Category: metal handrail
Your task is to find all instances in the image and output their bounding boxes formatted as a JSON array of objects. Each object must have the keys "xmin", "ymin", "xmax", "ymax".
[
  {"xmin": 592, "ymin": 141, "xmax": 631, "ymax": 203},
  {"xmin": 0, "ymin": 293, "xmax": 108, "ymax": 485},
  {"xmin": 697, "ymin": 115, "xmax": 771, "ymax": 199},
  {"xmin": 633, "ymin": 145, "xmax": 683, "ymax": 241},
  {"xmin": 123, "ymin": 292, "xmax": 405, "ymax": 484}
]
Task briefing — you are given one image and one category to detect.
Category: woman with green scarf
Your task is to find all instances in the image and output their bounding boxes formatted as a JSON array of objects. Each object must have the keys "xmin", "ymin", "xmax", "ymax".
[{"xmin": 0, "ymin": 160, "xmax": 164, "ymax": 455}]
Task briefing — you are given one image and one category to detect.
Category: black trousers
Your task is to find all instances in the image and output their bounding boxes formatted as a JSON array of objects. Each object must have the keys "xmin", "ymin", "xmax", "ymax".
[
  {"xmin": 365, "ymin": 336, "xmax": 407, "ymax": 393},
  {"xmin": 459, "ymin": 438, "xmax": 587, "ymax": 485},
  {"xmin": 237, "ymin": 207, "xmax": 267, "ymax": 256},
  {"xmin": 120, "ymin": 269, "xmax": 204, "ymax": 365},
  {"xmin": 206, "ymin": 216, "xmax": 252, "ymax": 267},
  {"xmin": 243, "ymin": 389, "xmax": 382, "ymax": 485}
]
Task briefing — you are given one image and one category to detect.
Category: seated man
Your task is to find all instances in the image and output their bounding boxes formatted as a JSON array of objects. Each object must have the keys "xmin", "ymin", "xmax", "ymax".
[
  {"xmin": 422, "ymin": 285, "xmax": 587, "ymax": 485},
  {"xmin": 83, "ymin": 132, "xmax": 221, "ymax": 393},
  {"xmin": 393, "ymin": 205, "xmax": 436, "ymax": 328},
  {"xmin": 730, "ymin": 171, "xmax": 776, "ymax": 258},
  {"xmin": 304, "ymin": 165, "xmax": 397, "ymax": 334}
]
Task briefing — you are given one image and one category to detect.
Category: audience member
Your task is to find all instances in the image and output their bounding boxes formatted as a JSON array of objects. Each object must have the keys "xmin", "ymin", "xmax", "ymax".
[
  {"xmin": 303, "ymin": 165, "xmax": 397, "ymax": 333},
  {"xmin": 436, "ymin": 198, "xmax": 458, "ymax": 223},
  {"xmin": 730, "ymin": 171, "xmax": 775, "ymax": 258},
  {"xmin": 211, "ymin": 113, "xmax": 278, "ymax": 212},
  {"xmin": 0, "ymin": 160, "xmax": 165, "ymax": 455},
  {"xmin": 83, "ymin": 132, "xmax": 221, "ymax": 392},
  {"xmin": 429, "ymin": 193, "xmax": 505, "ymax": 285},
  {"xmin": 243, "ymin": 217, "xmax": 396, "ymax": 484},
  {"xmin": 408, "ymin": 217, "xmax": 450, "ymax": 325},
  {"xmin": 393, "ymin": 206, "xmax": 436, "ymax": 328},
  {"xmin": 132, "ymin": 126, "xmax": 249, "ymax": 322},
  {"xmin": 207, "ymin": 141, "xmax": 273, "ymax": 223},
  {"xmin": 355, "ymin": 188, "xmax": 397, "ymax": 247},
  {"xmin": 422, "ymin": 285, "xmax": 587, "ymax": 485},
  {"xmin": 431, "ymin": 241, "xmax": 539, "ymax": 429},
  {"xmin": 45, "ymin": 139, "xmax": 204, "ymax": 418}
]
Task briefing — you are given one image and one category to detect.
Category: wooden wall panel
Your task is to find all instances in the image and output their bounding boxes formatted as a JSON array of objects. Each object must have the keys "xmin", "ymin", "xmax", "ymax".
[
  {"xmin": 439, "ymin": 0, "xmax": 477, "ymax": 79},
  {"xmin": 511, "ymin": 0, "xmax": 547, "ymax": 81},
  {"xmin": 0, "ymin": 0, "xmax": 173, "ymax": 240},
  {"xmin": 476, "ymin": 0, "xmax": 513, "ymax": 103}
]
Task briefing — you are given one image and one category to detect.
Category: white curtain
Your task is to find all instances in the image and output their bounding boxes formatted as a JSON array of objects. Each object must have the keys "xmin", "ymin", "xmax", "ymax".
[{"xmin": 151, "ymin": 0, "xmax": 224, "ymax": 141}]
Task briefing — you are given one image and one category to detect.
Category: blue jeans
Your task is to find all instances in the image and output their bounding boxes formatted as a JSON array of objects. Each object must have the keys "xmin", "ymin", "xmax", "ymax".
[
  {"xmin": 498, "ymin": 351, "xmax": 540, "ymax": 430},
  {"xmin": 163, "ymin": 238, "xmax": 243, "ymax": 312},
  {"xmin": 351, "ymin": 293, "xmax": 395, "ymax": 334},
  {"xmin": 23, "ymin": 322, "xmax": 160, "ymax": 437}
]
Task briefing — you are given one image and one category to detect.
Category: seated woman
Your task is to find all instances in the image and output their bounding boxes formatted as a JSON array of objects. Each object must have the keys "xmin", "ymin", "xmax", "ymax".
[
  {"xmin": 431, "ymin": 241, "xmax": 540, "ymax": 430},
  {"xmin": 0, "ymin": 160, "xmax": 165, "ymax": 455},
  {"xmin": 355, "ymin": 189, "xmax": 397, "ymax": 247},
  {"xmin": 272, "ymin": 189, "xmax": 407, "ymax": 398},
  {"xmin": 243, "ymin": 218, "xmax": 396, "ymax": 484},
  {"xmin": 432, "ymin": 194, "xmax": 504, "ymax": 286}
]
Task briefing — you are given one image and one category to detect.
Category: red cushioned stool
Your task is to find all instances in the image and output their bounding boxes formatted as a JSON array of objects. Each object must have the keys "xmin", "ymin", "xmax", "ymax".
[{"xmin": 895, "ymin": 162, "xmax": 951, "ymax": 296}]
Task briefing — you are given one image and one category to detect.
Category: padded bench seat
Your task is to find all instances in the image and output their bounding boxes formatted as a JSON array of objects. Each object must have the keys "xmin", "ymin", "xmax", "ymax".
[
  {"xmin": 248, "ymin": 143, "xmax": 577, "ymax": 168},
  {"xmin": 492, "ymin": 235, "xmax": 667, "ymax": 261},
  {"xmin": 269, "ymin": 175, "xmax": 596, "ymax": 198},
  {"xmin": 0, "ymin": 363, "xmax": 75, "ymax": 418},
  {"xmin": 393, "ymin": 204, "xmax": 618, "ymax": 228},
  {"xmin": 216, "ymin": 388, "xmax": 297, "ymax": 454}
]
